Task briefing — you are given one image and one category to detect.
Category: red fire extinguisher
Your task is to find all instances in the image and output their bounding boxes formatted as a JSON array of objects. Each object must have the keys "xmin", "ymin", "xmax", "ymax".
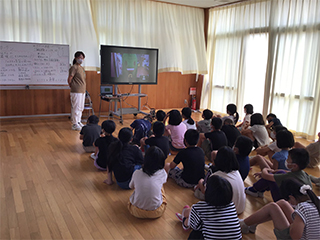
[{"xmin": 191, "ymin": 95, "xmax": 196, "ymax": 110}]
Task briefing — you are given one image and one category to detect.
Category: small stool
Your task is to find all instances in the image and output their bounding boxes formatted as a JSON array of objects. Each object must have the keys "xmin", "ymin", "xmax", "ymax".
[{"xmin": 82, "ymin": 91, "xmax": 95, "ymax": 121}]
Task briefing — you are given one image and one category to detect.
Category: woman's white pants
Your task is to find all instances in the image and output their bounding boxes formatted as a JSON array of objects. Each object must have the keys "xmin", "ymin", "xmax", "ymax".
[{"xmin": 70, "ymin": 92, "xmax": 85, "ymax": 125}]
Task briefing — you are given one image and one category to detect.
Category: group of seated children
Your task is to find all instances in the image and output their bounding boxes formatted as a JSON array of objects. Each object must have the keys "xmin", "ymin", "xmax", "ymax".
[{"xmin": 78, "ymin": 105, "xmax": 319, "ymax": 239}]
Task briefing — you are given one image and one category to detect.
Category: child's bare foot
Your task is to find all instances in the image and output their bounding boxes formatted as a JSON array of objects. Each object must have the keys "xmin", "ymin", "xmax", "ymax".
[{"xmin": 103, "ymin": 179, "xmax": 113, "ymax": 185}]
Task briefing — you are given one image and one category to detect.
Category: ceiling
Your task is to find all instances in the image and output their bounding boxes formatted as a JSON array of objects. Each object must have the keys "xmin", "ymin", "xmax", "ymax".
[{"xmin": 154, "ymin": 0, "xmax": 247, "ymax": 8}]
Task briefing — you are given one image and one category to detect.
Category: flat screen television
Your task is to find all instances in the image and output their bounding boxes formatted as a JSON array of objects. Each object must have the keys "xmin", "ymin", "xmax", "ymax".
[{"xmin": 100, "ymin": 45, "xmax": 158, "ymax": 85}]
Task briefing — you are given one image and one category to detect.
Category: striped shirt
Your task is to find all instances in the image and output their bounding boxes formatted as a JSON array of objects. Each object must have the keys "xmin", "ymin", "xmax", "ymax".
[
  {"xmin": 293, "ymin": 201, "xmax": 320, "ymax": 240},
  {"xmin": 189, "ymin": 201, "xmax": 242, "ymax": 240}
]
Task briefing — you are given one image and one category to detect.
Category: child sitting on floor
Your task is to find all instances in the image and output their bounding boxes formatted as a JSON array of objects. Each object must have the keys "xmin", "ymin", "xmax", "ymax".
[
  {"xmin": 233, "ymin": 136, "xmax": 253, "ymax": 181},
  {"xmin": 194, "ymin": 146, "xmax": 246, "ymax": 214},
  {"xmin": 128, "ymin": 146, "xmax": 168, "ymax": 219},
  {"xmin": 92, "ymin": 120, "xmax": 116, "ymax": 170},
  {"xmin": 176, "ymin": 175, "xmax": 242, "ymax": 239},
  {"xmin": 79, "ymin": 115, "xmax": 101, "ymax": 153},
  {"xmin": 181, "ymin": 107, "xmax": 196, "ymax": 130},
  {"xmin": 241, "ymin": 113, "xmax": 270, "ymax": 148},
  {"xmin": 250, "ymin": 129, "xmax": 295, "ymax": 170},
  {"xmin": 294, "ymin": 131, "xmax": 320, "ymax": 168},
  {"xmin": 163, "ymin": 109, "xmax": 187, "ymax": 152},
  {"xmin": 245, "ymin": 148, "xmax": 312, "ymax": 202},
  {"xmin": 196, "ymin": 109, "xmax": 213, "ymax": 133},
  {"xmin": 221, "ymin": 118, "xmax": 241, "ymax": 148},
  {"xmin": 237, "ymin": 104, "xmax": 253, "ymax": 130},
  {"xmin": 165, "ymin": 129, "xmax": 205, "ymax": 188},
  {"xmin": 104, "ymin": 127, "xmax": 144, "ymax": 189},
  {"xmin": 255, "ymin": 125, "xmax": 287, "ymax": 161},
  {"xmin": 130, "ymin": 115, "xmax": 152, "ymax": 145},
  {"xmin": 198, "ymin": 117, "xmax": 228, "ymax": 161},
  {"xmin": 140, "ymin": 121, "xmax": 170, "ymax": 157},
  {"xmin": 240, "ymin": 178, "xmax": 320, "ymax": 240},
  {"xmin": 221, "ymin": 103, "xmax": 239, "ymax": 125}
]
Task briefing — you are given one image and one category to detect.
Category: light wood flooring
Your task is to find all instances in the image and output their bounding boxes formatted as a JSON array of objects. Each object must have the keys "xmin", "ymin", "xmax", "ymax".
[{"xmin": 0, "ymin": 111, "xmax": 319, "ymax": 240}]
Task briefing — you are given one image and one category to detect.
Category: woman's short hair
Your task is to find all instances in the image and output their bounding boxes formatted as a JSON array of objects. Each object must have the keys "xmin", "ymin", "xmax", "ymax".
[
  {"xmin": 168, "ymin": 110, "xmax": 182, "ymax": 126},
  {"xmin": 250, "ymin": 113, "xmax": 265, "ymax": 126},
  {"xmin": 143, "ymin": 146, "xmax": 165, "ymax": 176},
  {"xmin": 244, "ymin": 104, "xmax": 254, "ymax": 114},
  {"xmin": 214, "ymin": 146, "xmax": 239, "ymax": 172},
  {"xmin": 205, "ymin": 175, "xmax": 233, "ymax": 206}
]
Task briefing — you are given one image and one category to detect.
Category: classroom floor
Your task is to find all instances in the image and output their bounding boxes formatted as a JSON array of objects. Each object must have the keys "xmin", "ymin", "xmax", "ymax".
[{"xmin": 0, "ymin": 110, "xmax": 319, "ymax": 240}]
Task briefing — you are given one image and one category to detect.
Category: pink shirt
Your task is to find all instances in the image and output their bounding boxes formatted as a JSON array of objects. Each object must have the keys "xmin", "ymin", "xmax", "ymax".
[{"xmin": 166, "ymin": 123, "xmax": 187, "ymax": 149}]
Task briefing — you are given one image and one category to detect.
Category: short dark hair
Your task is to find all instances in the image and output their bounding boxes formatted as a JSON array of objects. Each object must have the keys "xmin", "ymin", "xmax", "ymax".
[
  {"xmin": 168, "ymin": 110, "xmax": 182, "ymax": 126},
  {"xmin": 143, "ymin": 146, "xmax": 165, "ymax": 176},
  {"xmin": 274, "ymin": 125, "xmax": 287, "ymax": 133},
  {"xmin": 250, "ymin": 113, "xmax": 265, "ymax": 126},
  {"xmin": 244, "ymin": 104, "xmax": 253, "ymax": 114},
  {"xmin": 234, "ymin": 136, "xmax": 253, "ymax": 157},
  {"xmin": 276, "ymin": 130, "xmax": 294, "ymax": 149},
  {"xmin": 289, "ymin": 148, "xmax": 309, "ymax": 170},
  {"xmin": 87, "ymin": 115, "xmax": 99, "ymax": 124},
  {"xmin": 184, "ymin": 129, "xmax": 199, "ymax": 146},
  {"xmin": 267, "ymin": 113, "xmax": 277, "ymax": 119},
  {"xmin": 153, "ymin": 121, "xmax": 165, "ymax": 137},
  {"xmin": 205, "ymin": 175, "xmax": 233, "ymax": 206},
  {"xmin": 211, "ymin": 117, "xmax": 222, "ymax": 130},
  {"xmin": 156, "ymin": 110, "xmax": 166, "ymax": 122},
  {"xmin": 118, "ymin": 127, "xmax": 133, "ymax": 143},
  {"xmin": 101, "ymin": 120, "xmax": 116, "ymax": 134},
  {"xmin": 202, "ymin": 109, "xmax": 213, "ymax": 120},
  {"xmin": 214, "ymin": 146, "xmax": 239, "ymax": 172}
]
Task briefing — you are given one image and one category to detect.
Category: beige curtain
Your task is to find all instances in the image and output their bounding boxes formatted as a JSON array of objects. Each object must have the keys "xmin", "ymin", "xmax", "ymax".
[
  {"xmin": 202, "ymin": 0, "xmax": 320, "ymax": 138},
  {"xmin": 1, "ymin": 0, "xmax": 207, "ymax": 74},
  {"xmin": 90, "ymin": 0, "xmax": 207, "ymax": 74},
  {"xmin": 0, "ymin": 0, "xmax": 99, "ymax": 69}
]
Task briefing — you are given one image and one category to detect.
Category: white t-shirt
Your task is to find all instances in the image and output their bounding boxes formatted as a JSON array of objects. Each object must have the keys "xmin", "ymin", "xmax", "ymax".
[
  {"xmin": 249, "ymin": 125, "xmax": 271, "ymax": 146},
  {"xmin": 213, "ymin": 170, "xmax": 246, "ymax": 214},
  {"xmin": 244, "ymin": 114, "xmax": 251, "ymax": 124},
  {"xmin": 183, "ymin": 119, "xmax": 197, "ymax": 130},
  {"xmin": 268, "ymin": 141, "xmax": 281, "ymax": 152},
  {"xmin": 129, "ymin": 169, "xmax": 167, "ymax": 211}
]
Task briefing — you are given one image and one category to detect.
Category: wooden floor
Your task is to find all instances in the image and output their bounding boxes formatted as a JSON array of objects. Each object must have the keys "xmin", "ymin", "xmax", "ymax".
[{"xmin": 1, "ymin": 110, "xmax": 319, "ymax": 240}]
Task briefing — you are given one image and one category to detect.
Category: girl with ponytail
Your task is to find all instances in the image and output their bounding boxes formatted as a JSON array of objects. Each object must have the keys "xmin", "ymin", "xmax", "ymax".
[
  {"xmin": 104, "ymin": 127, "xmax": 144, "ymax": 189},
  {"xmin": 222, "ymin": 104, "xmax": 239, "ymax": 125},
  {"xmin": 181, "ymin": 107, "xmax": 196, "ymax": 130},
  {"xmin": 239, "ymin": 178, "xmax": 320, "ymax": 239}
]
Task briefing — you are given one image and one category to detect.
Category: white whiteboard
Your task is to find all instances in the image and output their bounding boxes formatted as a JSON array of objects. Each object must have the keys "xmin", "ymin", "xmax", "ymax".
[{"xmin": 0, "ymin": 41, "xmax": 69, "ymax": 85}]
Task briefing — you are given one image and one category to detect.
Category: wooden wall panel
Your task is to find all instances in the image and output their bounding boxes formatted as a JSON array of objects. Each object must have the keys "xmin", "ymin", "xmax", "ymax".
[{"xmin": 0, "ymin": 71, "xmax": 203, "ymax": 117}]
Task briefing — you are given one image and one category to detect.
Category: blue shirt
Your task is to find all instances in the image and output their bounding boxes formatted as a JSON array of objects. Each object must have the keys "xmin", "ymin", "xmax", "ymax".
[
  {"xmin": 236, "ymin": 155, "xmax": 250, "ymax": 180},
  {"xmin": 272, "ymin": 149, "xmax": 289, "ymax": 170}
]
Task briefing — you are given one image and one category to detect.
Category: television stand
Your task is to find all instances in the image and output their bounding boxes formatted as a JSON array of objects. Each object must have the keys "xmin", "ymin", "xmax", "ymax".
[{"xmin": 99, "ymin": 85, "xmax": 148, "ymax": 124}]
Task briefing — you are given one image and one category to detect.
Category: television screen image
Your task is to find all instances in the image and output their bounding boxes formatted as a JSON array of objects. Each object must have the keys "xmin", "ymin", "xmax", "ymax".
[{"xmin": 101, "ymin": 45, "xmax": 158, "ymax": 85}]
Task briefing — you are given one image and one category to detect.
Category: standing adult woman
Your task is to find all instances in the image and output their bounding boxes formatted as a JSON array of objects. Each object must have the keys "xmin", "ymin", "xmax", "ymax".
[{"xmin": 68, "ymin": 51, "xmax": 86, "ymax": 131}]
